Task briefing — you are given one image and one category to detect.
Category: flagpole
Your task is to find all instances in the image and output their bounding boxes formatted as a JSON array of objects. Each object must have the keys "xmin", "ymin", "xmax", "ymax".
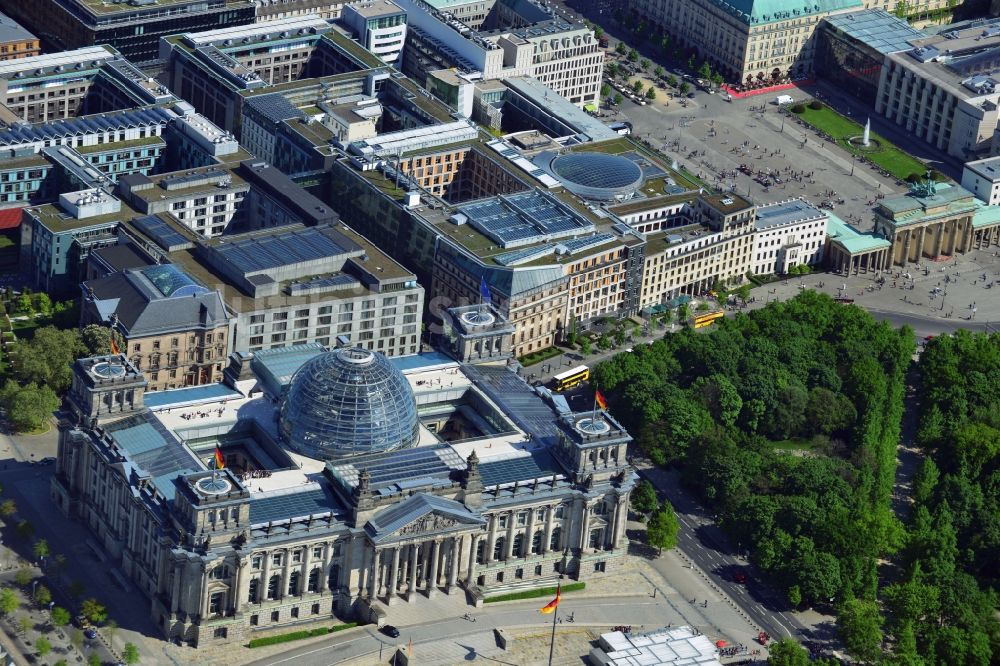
[
  {"xmin": 592, "ymin": 385, "xmax": 598, "ymax": 424},
  {"xmin": 548, "ymin": 601, "xmax": 558, "ymax": 666}
]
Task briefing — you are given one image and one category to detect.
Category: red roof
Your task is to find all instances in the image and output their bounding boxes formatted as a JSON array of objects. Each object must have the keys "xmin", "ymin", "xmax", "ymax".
[{"xmin": 0, "ymin": 207, "xmax": 24, "ymax": 231}]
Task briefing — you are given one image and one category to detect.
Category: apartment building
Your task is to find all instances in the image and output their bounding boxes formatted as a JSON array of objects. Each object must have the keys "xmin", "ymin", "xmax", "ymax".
[
  {"xmin": 81, "ymin": 264, "xmax": 233, "ymax": 391},
  {"xmin": 625, "ymin": 0, "xmax": 864, "ymax": 84},
  {"xmin": 342, "ymin": 0, "xmax": 408, "ymax": 65},
  {"xmin": 0, "ymin": 0, "xmax": 256, "ymax": 66},
  {"xmin": 876, "ymin": 23, "xmax": 1000, "ymax": 159},
  {"xmin": 750, "ymin": 199, "xmax": 828, "ymax": 275},
  {"xmin": 396, "ymin": 0, "xmax": 604, "ymax": 107},
  {"xmin": 0, "ymin": 11, "xmax": 39, "ymax": 61}
]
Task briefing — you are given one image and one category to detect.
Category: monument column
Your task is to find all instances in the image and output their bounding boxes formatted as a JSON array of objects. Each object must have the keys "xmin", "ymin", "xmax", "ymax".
[
  {"xmin": 406, "ymin": 543, "xmax": 419, "ymax": 602},
  {"xmin": 427, "ymin": 540, "xmax": 441, "ymax": 598},
  {"xmin": 386, "ymin": 546, "xmax": 401, "ymax": 605},
  {"xmin": 446, "ymin": 537, "xmax": 460, "ymax": 593}
]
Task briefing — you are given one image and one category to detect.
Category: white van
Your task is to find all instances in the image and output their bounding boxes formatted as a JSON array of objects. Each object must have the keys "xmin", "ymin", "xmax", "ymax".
[{"xmin": 775, "ymin": 94, "xmax": 794, "ymax": 106}]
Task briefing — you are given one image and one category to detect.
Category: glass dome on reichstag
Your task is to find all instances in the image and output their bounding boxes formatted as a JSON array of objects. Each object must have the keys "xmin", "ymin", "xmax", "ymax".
[{"xmin": 279, "ymin": 347, "xmax": 419, "ymax": 460}]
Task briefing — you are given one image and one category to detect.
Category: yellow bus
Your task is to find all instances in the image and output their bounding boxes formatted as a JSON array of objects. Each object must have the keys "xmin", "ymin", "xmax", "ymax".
[
  {"xmin": 552, "ymin": 365, "xmax": 589, "ymax": 391},
  {"xmin": 693, "ymin": 310, "xmax": 725, "ymax": 329}
]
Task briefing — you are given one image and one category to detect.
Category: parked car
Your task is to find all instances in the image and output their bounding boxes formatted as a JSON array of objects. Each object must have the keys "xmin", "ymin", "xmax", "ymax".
[
  {"xmin": 84, "ymin": 628, "xmax": 98, "ymax": 640},
  {"xmin": 381, "ymin": 625, "xmax": 400, "ymax": 638}
]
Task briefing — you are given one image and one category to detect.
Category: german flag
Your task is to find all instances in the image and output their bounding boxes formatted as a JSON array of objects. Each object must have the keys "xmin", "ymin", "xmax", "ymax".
[
  {"xmin": 595, "ymin": 389, "xmax": 608, "ymax": 411},
  {"xmin": 214, "ymin": 446, "xmax": 225, "ymax": 470},
  {"xmin": 110, "ymin": 336, "xmax": 120, "ymax": 355},
  {"xmin": 539, "ymin": 583, "xmax": 561, "ymax": 614}
]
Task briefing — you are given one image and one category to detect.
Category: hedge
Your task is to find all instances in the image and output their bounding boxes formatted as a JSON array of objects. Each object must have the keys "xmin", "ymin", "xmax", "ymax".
[
  {"xmin": 484, "ymin": 582, "xmax": 585, "ymax": 604},
  {"xmin": 247, "ymin": 622, "xmax": 357, "ymax": 648}
]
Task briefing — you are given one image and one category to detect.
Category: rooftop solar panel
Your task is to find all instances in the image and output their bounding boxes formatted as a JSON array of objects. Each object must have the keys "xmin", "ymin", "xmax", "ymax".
[{"xmin": 133, "ymin": 215, "xmax": 192, "ymax": 251}]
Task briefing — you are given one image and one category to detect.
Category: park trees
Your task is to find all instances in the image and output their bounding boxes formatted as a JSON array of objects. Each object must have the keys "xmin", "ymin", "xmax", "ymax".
[
  {"xmin": 80, "ymin": 598, "xmax": 107, "ymax": 625},
  {"xmin": 646, "ymin": 501, "xmax": 679, "ymax": 553},
  {"xmin": 8, "ymin": 326, "xmax": 86, "ymax": 393},
  {"xmin": 51, "ymin": 606, "xmax": 70, "ymax": 627},
  {"xmin": 0, "ymin": 381, "xmax": 59, "ymax": 433},
  {"xmin": 630, "ymin": 480, "xmax": 658, "ymax": 516},
  {"xmin": 0, "ymin": 588, "xmax": 18, "ymax": 615},
  {"xmin": 122, "ymin": 643, "xmax": 140, "ymax": 665}
]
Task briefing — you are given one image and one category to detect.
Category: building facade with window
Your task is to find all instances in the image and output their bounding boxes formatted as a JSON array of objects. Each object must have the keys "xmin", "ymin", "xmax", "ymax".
[
  {"xmin": 0, "ymin": 11, "xmax": 39, "ymax": 61},
  {"xmin": 81, "ymin": 264, "xmax": 234, "ymax": 391},
  {"xmin": 51, "ymin": 337, "xmax": 634, "ymax": 648}
]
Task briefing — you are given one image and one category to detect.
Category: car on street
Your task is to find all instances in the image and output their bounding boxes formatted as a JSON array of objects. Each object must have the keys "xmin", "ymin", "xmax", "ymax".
[
  {"xmin": 733, "ymin": 572, "xmax": 748, "ymax": 584},
  {"xmin": 380, "ymin": 625, "xmax": 400, "ymax": 638},
  {"xmin": 84, "ymin": 628, "xmax": 98, "ymax": 640}
]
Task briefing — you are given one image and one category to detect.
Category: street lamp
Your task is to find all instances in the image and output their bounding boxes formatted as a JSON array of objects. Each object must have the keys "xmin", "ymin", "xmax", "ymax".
[{"xmin": 850, "ymin": 153, "xmax": 856, "ymax": 177}]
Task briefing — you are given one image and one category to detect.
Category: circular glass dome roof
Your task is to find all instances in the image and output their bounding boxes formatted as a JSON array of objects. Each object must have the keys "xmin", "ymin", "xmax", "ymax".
[
  {"xmin": 280, "ymin": 348, "xmax": 419, "ymax": 460},
  {"xmin": 550, "ymin": 152, "xmax": 644, "ymax": 200}
]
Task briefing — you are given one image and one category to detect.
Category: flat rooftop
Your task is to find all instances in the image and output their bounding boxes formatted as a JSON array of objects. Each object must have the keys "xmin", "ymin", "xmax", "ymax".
[
  {"xmin": 181, "ymin": 14, "xmax": 330, "ymax": 47},
  {"xmin": 347, "ymin": 0, "xmax": 406, "ymax": 18},
  {"xmin": 756, "ymin": 198, "xmax": 826, "ymax": 230},
  {"xmin": 822, "ymin": 9, "xmax": 923, "ymax": 55},
  {"xmin": 0, "ymin": 45, "xmax": 114, "ymax": 78},
  {"xmin": 963, "ymin": 155, "xmax": 1000, "ymax": 181},
  {"xmin": 69, "ymin": 0, "xmax": 250, "ymax": 17}
]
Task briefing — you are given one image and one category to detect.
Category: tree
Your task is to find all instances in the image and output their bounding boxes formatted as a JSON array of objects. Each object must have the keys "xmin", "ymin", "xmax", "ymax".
[
  {"xmin": 767, "ymin": 639, "xmax": 810, "ymax": 666},
  {"xmin": 9, "ymin": 325, "xmax": 86, "ymax": 393},
  {"xmin": 15, "ymin": 519, "xmax": 33, "ymax": 541},
  {"xmin": 33, "ymin": 538, "xmax": 49, "ymax": 561},
  {"xmin": 51, "ymin": 606, "xmax": 70, "ymax": 627},
  {"xmin": 837, "ymin": 598, "xmax": 883, "ymax": 664},
  {"xmin": 0, "ymin": 499, "xmax": 16, "ymax": 518},
  {"xmin": 0, "ymin": 588, "xmax": 18, "ymax": 615},
  {"xmin": 14, "ymin": 568, "xmax": 32, "ymax": 588},
  {"xmin": 1, "ymin": 381, "xmax": 59, "ymax": 433},
  {"xmin": 654, "ymin": 65, "xmax": 664, "ymax": 78},
  {"xmin": 600, "ymin": 83, "xmax": 611, "ymax": 98},
  {"xmin": 80, "ymin": 324, "xmax": 123, "ymax": 356},
  {"xmin": 33, "ymin": 293, "xmax": 52, "ymax": 317},
  {"xmin": 679, "ymin": 82, "xmax": 691, "ymax": 95},
  {"xmin": 666, "ymin": 74, "xmax": 677, "ymax": 88},
  {"xmin": 106, "ymin": 618, "xmax": 118, "ymax": 648},
  {"xmin": 711, "ymin": 72, "xmax": 725, "ymax": 87},
  {"xmin": 632, "ymin": 80, "xmax": 644, "ymax": 94},
  {"xmin": 122, "ymin": 642, "xmax": 140, "ymax": 665},
  {"xmin": 88, "ymin": 653, "xmax": 102, "ymax": 666},
  {"xmin": 698, "ymin": 61, "xmax": 712, "ymax": 80},
  {"xmin": 68, "ymin": 580, "xmax": 86, "ymax": 602},
  {"xmin": 631, "ymin": 480, "xmax": 658, "ymax": 516},
  {"xmin": 646, "ymin": 501, "xmax": 680, "ymax": 553},
  {"xmin": 592, "ymin": 24, "xmax": 604, "ymax": 38},
  {"xmin": 627, "ymin": 48, "xmax": 639, "ymax": 63},
  {"xmin": 615, "ymin": 42, "xmax": 626, "ymax": 56},
  {"xmin": 646, "ymin": 87, "xmax": 657, "ymax": 100},
  {"xmin": 787, "ymin": 585, "xmax": 802, "ymax": 607},
  {"xmin": 80, "ymin": 598, "xmax": 107, "ymax": 625},
  {"xmin": 613, "ymin": 93, "xmax": 624, "ymax": 106},
  {"xmin": 36, "ymin": 636, "xmax": 51, "ymax": 658},
  {"xmin": 19, "ymin": 615, "xmax": 31, "ymax": 635},
  {"xmin": 640, "ymin": 58, "xmax": 650, "ymax": 71},
  {"xmin": 34, "ymin": 584, "xmax": 51, "ymax": 607},
  {"xmin": 734, "ymin": 284, "xmax": 751, "ymax": 304},
  {"xmin": 580, "ymin": 338, "xmax": 592, "ymax": 355},
  {"xmin": 606, "ymin": 62, "xmax": 619, "ymax": 78},
  {"xmin": 598, "ymin": 335, "xmax": 612, "ymax": 351}
]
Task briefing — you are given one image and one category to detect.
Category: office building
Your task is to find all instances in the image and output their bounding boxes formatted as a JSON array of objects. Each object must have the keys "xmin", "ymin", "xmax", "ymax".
[
  {"xmin": 397, "ymin": 0, "xmax": 604, "ymax": 107},
  {"xmin": 342, "ymin": 1, "xmax": 408, "ymax": 65},
  {"xmin": 750, "ymin": 198, "xmax": 828, "ymax": 275},
  {"xmin": 155, "ymin": 222, "xmax": 425, "ymax": 355},
  {"xmin": 962, "ymin": 155, "xmax": 1000, "ymax": 204},
  {"xmin": 0, "ymin": 11, "xmax": 39, "ymax": 61},
  {"xmin": 0, "ymin": 45, "xmax": 175, "ymax": 124},
  {"xmin": 816, "ymin": 9, "xmax": 923, "ymax": 104},
  {"xmin": 876, "ymin": 21, "xmax": 1000, "ymax": 159},
  {"xmin": 52, "ymin": 336, "xmax": 634, "ymax": 647},
  {"xmin": 624, "ymin": 0, "xmax": 864, "ymax": 85},
  {"xmin": 255, "ymin": 0, "xmax": 347, "ymax": 21},
  {"xmin": 81, "ymin": 264, "xmax": 233, "ymax": 391},
  {"xmin": 159, "ymin": 15, "xmax": 387, "ymax": 137},
  {"xmin": 0, "ymin": 0, "xmax": 256, "ymax": 66}
]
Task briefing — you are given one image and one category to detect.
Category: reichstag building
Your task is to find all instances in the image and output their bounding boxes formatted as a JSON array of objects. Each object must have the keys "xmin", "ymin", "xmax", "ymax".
[{"xmin": 51, "ymin": 305, "xmax": 635, "ymax": 646}]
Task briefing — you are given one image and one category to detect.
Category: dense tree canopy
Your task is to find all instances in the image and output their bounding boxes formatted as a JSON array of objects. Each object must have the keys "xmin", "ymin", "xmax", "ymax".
[{"xmin": 596, "ymin": 293, "xmax": 912, "ymax": 609}]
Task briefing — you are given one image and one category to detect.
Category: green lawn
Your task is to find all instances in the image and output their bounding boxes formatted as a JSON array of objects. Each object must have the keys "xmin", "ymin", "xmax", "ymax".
[
  {"xmin": 518, "ymin": 346, "xmax": 563, "ymax": 367},
  {"xmin": 793, "ymin": 106, "xmax": 933, "ymax": 181},
  {"xmin": 484, "ymin": 582, "xmax": 586, "ymax": 603}
]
